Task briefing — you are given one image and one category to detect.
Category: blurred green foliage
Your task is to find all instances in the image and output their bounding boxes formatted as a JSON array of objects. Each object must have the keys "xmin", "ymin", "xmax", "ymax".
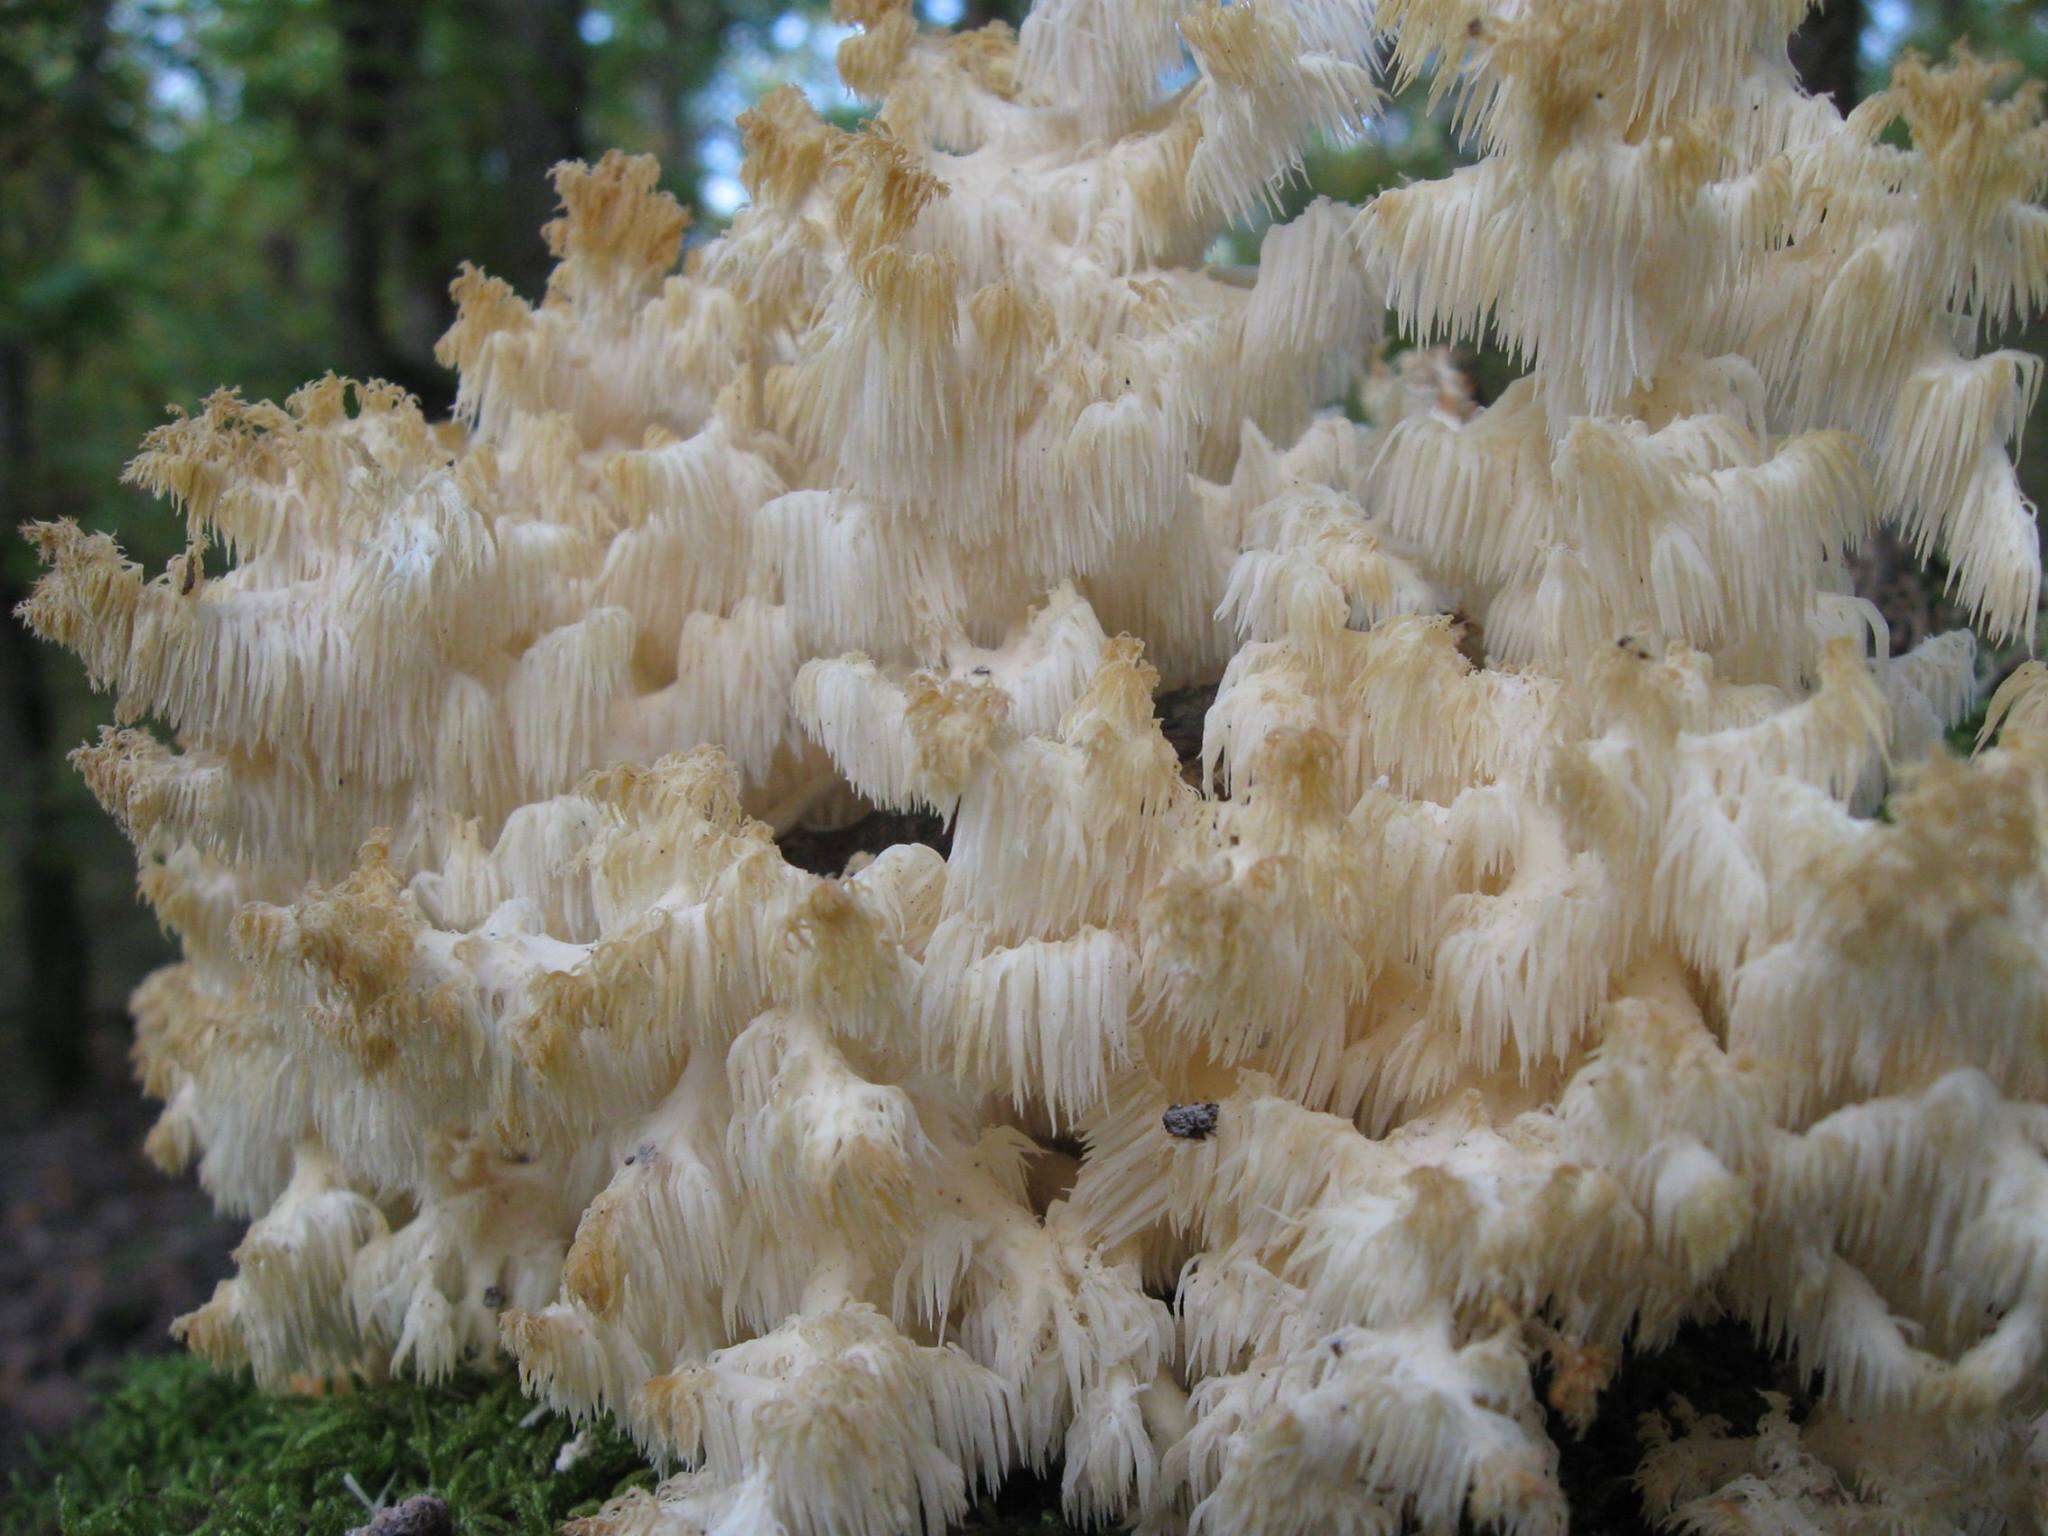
[
  {"xmin": 1898, "ymin": 0, "xmax": 2048, "ymax": 65},
  {"xmin": 0, "ymin": 1, "xmax": 2041, "ymax": 1119}
]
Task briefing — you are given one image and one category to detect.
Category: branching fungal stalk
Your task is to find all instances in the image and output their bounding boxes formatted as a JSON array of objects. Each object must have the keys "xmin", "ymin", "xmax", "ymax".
[{"xmin": 22, "ymin": 1, "xmax": 2048, "ymax": 1531}]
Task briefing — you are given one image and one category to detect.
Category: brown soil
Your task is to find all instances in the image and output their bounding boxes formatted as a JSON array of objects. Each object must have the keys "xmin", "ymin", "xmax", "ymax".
[{"xmin": 0, "ymin": 1033, "xmax": 239, "ymax": 1467}]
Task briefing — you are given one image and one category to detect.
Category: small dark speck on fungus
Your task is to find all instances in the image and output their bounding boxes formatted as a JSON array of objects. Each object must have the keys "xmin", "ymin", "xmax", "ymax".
[{"xmin": 1163, "ymin": 1102, "xmax": 1221, "ymax": 1141}]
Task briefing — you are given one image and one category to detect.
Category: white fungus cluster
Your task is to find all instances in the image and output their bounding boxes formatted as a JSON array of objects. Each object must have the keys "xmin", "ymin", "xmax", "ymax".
[{"xmin": 23, "ymin": 1, "xmax": 2048, "ymax": 1531}]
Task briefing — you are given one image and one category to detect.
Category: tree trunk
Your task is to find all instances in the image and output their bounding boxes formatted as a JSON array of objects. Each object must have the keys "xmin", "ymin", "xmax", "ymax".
[
  {"xmin": 958, "ymin": 0, "xmax": 1030, "ymax": 28},
  {"xmin": 487, "ymin": 0, "xmax": 589, "ymax": 300},
  {"xmin": 649, "ymin": 0, "xmax": 714, "ymax": 194},
  {"xmin": 0, "ymin": 3, "xmax": 116, "ymax": 1101},
  {"xmin": 0, "ymin": 342, "xmax": 93, "ymax": 1099},
  {"xmin": 334, "ymin": 0, "xmax": 443, "ymax": 403},
  {"xmin": 1790, "ymin": 0, "xmax": 1868, "ymax": 114}
]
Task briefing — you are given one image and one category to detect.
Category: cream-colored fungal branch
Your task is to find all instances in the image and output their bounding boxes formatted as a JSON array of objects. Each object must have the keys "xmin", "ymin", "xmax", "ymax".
[{"xmin": 22, "ymin": 1, "xmax": 2048, "ymax": 1531}]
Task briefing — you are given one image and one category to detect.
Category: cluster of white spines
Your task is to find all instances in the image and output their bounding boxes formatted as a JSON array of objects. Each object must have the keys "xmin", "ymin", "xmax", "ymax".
[{"xmin": 20, "ymin": 0, "xmax": 2048, "ymax": 1532}]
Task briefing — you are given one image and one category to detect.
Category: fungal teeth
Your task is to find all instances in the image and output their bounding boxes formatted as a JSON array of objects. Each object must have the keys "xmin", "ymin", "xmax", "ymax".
[{"xmin": 28, "ymin": 7, "xmax": 2048, "ymax": 1534}]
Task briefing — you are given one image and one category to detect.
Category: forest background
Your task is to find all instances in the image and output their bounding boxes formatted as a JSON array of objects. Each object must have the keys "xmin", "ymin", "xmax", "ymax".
[{"xmin": 1, "ymin": 0, "xmax": 2044, "ymax": 1455}]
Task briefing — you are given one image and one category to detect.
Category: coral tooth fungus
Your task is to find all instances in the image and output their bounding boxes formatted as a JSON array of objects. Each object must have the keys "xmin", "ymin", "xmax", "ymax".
[{"xmin": 23, "ymin": 2, "xmax": 2048, "ymax": 1530}]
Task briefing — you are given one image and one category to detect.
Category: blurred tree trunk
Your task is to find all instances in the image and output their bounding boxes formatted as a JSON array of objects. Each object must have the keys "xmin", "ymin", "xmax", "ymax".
[
  {"xmin": 647, "ymin": 0, "xmax": 765, "ymax": 213},
  {"xmin": 649, "ymin": 0, "xmax": 710, "ymax": 189},
  {"xmin": 489, "ymin": 0, "xmax": 590, "ymax": 299},
  {"xmin": 0, "ymin": 3, "xmax": 110, "ymax": 1099},
  {"xmin": 959, "ymin": 0, "xmax": 1030, "ymax": 27},
  {"xmin": 335, "ymin": 0, "xmax": 443, "ymax": 404},
  {"xmin": 0, "ymin": 349, "xmax": 91, "ymax": 1099},
  {"xmin": 1790, "ymin": 0, "xmax": 1868, "ymax": 114}
]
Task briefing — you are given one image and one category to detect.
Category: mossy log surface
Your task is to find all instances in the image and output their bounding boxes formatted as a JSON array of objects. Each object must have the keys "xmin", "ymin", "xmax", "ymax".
[{"xmin": 8, "ymin": 1320, "xmax": 1796, "ymax": 1536}]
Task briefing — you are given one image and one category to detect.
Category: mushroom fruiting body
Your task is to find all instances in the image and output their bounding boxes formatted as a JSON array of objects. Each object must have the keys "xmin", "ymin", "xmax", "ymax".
[{"xmin": 23, "ymin": 2, "xmax": 2048, "ymax": 1532}]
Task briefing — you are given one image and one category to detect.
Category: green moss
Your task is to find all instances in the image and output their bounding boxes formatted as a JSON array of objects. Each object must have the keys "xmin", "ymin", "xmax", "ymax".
[
  {"xmin": 7, "ymin": 1323, "xmax": 1787, "ymax": 1535},
  {"xmin": 4, "ymin": 1355, "xmax": 1086, "ymax": 1536},
  {"xmin": 4, "ymin": 1355, "xmax": 654, "ymax": 1536},
  {"xmin": 1949, "ymin": 706, "xmax": 1989, "ymax": 758}
]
